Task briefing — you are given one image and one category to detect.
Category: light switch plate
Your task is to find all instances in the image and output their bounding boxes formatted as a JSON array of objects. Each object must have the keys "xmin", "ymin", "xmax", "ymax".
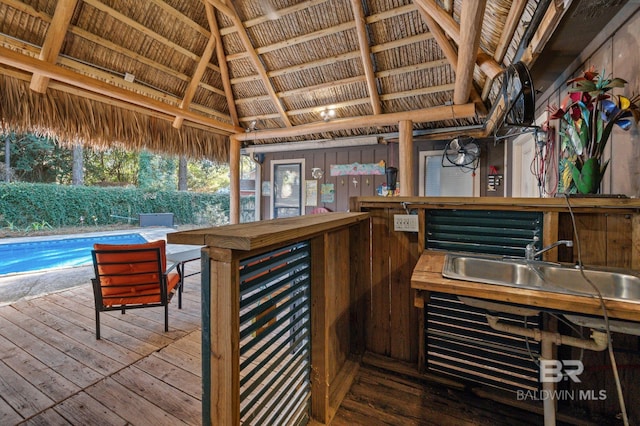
[{"xmin": 394, "ymin": 214, "xmax": 419, "ymax": 232}]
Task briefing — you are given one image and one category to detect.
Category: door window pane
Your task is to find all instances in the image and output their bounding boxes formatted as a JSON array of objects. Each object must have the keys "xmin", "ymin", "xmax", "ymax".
[
  {"xmin": 424, "ymin": 155, "xmax": 473, "ymax": 196},
  {"xmin": 273, "ymin": 163, "xmax": 302, "ymax": 218}
]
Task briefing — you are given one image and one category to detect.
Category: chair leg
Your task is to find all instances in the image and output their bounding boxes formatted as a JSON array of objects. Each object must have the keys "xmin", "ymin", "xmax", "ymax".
[
  {"xmin": 164, "ymin": 304, "xmax": 169, "ymax": 332},
  {"xmin": 96, "ymin": 310, "xmax": 101, "ymax": 340}
]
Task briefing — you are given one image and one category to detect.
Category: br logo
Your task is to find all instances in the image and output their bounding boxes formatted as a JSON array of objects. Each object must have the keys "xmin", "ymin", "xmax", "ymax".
[{"xmin": 540, "ymin": 360, "xmax": 584, "ymax": 383}]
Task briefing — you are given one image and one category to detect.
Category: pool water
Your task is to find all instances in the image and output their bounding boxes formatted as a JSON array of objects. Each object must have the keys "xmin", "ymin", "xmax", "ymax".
[{"xmin": 0, "ymin": 233, "xmax": 147, "ymax": 275}]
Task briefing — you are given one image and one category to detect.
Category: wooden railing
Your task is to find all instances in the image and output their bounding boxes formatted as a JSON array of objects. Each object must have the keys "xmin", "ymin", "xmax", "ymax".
[{"xmin": 168, "ymin": 212, "xmax": 370, "ymax": 425}]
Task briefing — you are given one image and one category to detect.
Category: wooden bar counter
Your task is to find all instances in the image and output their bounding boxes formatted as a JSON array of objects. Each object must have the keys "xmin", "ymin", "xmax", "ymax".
[{"xmin": 168, "ymin": 212, "xmax": 370, "ymax": 425}]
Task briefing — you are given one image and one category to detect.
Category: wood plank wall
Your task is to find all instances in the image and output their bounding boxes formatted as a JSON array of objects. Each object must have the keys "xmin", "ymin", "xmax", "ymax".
[{"xmin": 365, "ymin": 207, "xmax": 420, "ymax": 363}]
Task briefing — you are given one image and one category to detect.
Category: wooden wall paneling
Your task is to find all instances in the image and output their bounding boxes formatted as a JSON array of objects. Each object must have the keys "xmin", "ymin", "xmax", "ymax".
[
  {"xmin": 388, "ymin": 208, "xmax": 420, "ymax": 362},
  {"xmin": 360, "ymin": 147, "xmax": 375, "ymax": 197},
  {"xmin": 574, "ymin": 214, "xmax": 608, "ymax": 266},
  {"xmin": 542, "ymin": 212, "xmax": 560, "ymax": 261},
  {"xmin": 633, "ymin": 213, "xmax": 640, "ymax": 271},
  {"xmin": 347, "ymin": 150, "xmax": 362, "ymax": 200},
  {"xmin": 335, "ymin": 150, "xmax": 350, "ymax": 211},
  {"xmin": 350, "ymin": 217, "xmax": 371, "ymax": 355},
  {"xmin": 310, "ymin": 234, "xmax": 329, "ymax": 423},
  {"xmin": 606, "ymin": 214, "xmax": 632, "ymax": 268},
  {"xmin": 324, "ymin": 149, "xmax": 338, "ymax": 212},
  {"xmin": 326, "ymin": 228, "xmax": 352, "ymax": 382},
  {"xmin": 367, "ymin": 208, "xmax": 391, "ymax": 355}
]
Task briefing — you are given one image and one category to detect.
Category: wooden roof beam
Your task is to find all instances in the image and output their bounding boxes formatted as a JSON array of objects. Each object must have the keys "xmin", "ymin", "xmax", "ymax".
[
  {"xmin": 206, "ymin": 2, "xmax": 239, "ymax": 128},
  {"xmin": 350, "ymin": 0, "xmax": 382, "ymax": 115},
  {"xmin": 454, "ymin": 0, "xmax": 486, "ymax": 105},
  {"xmin": 173, "ymin": 3, "xmax": 218, "ymax": 129},
  {"xmin": 232, "ymin": 103, "xmax": 476, "ymax": 142},
  {"xmin": 481, "ymin": 0, "xmax": 527, "ymax": 100},
  {"xmin": 415, "ymin": 8, "xmax": 487, "ymax": 115},
  {"xmin": 29, "ymin": 0, "xmax": 78, "ymax": 93},
  {"xmin": 208, "ymin": 0, "xmax": 292, "ymax": 127},
  {"xmin": 413, "ymin": 0, "xmax": 502, "ymax": 80},
  {"xmin": 0, "ymin": 46, "xmax": 240, "ymax": 134}
]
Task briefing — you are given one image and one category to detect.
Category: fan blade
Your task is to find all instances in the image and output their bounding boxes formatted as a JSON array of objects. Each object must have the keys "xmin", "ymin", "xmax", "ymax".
[
  {"xmin": 465, "ymin": 143, "xmax": 480, "ymax": 156},
  {"xmin": 454, "ymin": 153, "xmax": 467, "ymax": 165},
  {"xmin": 449, "ymin": 138, "xmax": 460, "ymax": 151}
]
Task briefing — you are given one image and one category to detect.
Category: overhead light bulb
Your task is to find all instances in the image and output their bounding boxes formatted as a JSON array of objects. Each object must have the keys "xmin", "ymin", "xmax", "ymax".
[{"xmin": 320, "ymin": 108, "xmax": 336, "ymax": 121}]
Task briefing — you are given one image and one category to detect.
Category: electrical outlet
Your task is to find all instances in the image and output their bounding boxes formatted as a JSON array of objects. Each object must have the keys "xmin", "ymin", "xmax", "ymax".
[{"xmin": 394, "ymin": 214, "xmax": 419, "ymax": 232}]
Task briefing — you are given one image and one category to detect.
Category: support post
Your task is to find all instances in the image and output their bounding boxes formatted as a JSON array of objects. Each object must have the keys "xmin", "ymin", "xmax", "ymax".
[
  {"xmin": 230, "ymin": 136, "xmax": 241, "ymax": 224},
  {"xmin": 398, "ymin": 120, "xmax": 414, "ymax": 196}
]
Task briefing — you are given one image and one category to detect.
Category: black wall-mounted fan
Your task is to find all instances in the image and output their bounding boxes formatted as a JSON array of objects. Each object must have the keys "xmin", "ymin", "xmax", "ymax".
[
  {"xmin": 442, "ymin": 136, "xmax": 480, "ymax": 171},
  {"xmin": 502, "ymin": 61, "xmax": 535, "ymax": 127}
]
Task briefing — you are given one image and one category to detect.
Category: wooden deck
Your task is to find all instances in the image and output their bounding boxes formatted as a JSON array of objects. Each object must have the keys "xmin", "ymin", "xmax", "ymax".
[
  {"xmin": 0, "ymin": 261, "xmax": 606, "ymax": 426},
  {"xmin": 0, "ymin": 261, "xmax": 203, "ymax": 426}
]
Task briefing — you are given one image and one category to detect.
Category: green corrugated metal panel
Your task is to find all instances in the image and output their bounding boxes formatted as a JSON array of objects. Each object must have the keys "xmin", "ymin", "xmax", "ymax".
[
  {"xmin": 425, "ymin": 210, "xmax": 543, "ymax": 394},
  {"xmin": 239, "ymin": 241, "xmax": 311, "ymax": 425},
  {"xmin": 426, "ymin": 209, "xmax": 542, "ymax": 257}
]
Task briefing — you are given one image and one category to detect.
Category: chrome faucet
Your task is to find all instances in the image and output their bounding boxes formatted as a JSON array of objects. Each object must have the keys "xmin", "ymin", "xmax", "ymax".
[{"xmin": 525, "ymin": 237, "xmax": 573, "ymax": 261}]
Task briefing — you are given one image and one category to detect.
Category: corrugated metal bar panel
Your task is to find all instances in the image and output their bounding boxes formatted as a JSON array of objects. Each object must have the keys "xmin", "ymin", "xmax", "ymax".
[
  {"xmin": 426, "ymin": 209, "xmax": 542, "ymax": 257},
  {"xmin": 239, "ymin": 241, "xmax": 311, "ymax": 426},
  {"xmin": 425, "ymin": 210, "xmax": 543, "ymax": 394}
]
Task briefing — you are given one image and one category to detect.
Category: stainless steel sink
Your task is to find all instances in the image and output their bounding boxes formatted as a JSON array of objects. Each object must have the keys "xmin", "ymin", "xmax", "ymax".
[
  {"xmin": 442, "ymin": 252, "xmax": 640, "ymax": 302},
  {"xmin": 443, "ymin": 252, "xmax": 640, "ymax": 335}
]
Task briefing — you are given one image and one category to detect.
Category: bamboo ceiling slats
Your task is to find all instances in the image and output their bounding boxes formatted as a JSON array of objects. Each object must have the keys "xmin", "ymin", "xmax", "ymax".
[{"xmin": 0, "ymin": 0, "xmax": 543, "ymax": 156}]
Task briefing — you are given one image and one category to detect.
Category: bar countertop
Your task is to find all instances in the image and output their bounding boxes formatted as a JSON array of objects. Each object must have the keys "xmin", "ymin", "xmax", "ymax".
[{"xmin": 167, "ymin": 212, "xmax": 369, "ymax": 251}]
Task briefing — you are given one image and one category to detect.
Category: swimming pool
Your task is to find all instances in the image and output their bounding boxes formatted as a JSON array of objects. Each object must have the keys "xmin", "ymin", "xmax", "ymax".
[{"xmin": 0, "ymin": 233, "xmax": 148, "ymax": 275}]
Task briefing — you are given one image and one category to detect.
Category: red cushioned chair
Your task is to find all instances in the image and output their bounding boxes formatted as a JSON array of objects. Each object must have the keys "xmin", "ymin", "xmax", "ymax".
[{"xmin": 91, "ymin": 239, "xmax": 182, "ymax": 339}]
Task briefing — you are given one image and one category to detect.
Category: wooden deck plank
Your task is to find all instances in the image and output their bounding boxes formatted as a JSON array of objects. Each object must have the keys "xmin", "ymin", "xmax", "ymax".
[
  {"xmin": 83, "ymin": 377, "xmax": 188, "ymax": 425},
  {"xmin": 0, "ymin": 305, "xmax": 125, "ymax": 376},
  {"xmin": 0, "ymin": 392, "xmax": 23, "ymax": 425},
  {"xmin": 20, "ymin": 407, "xmax": 73, "ymax": 426},
  {"xmin": 50, "ymin": 391, "xmax": 126, "ymax": 426},
  {"xmin": 0, "ymin": 311, "xmax": 104, "ymax": 387},
  {"xmin": 0, "ymin": 360, "xmax": 54, "ymax": 419},
  {"xmin": 134, "ymin": 354, "xmax": 202, "ymax": 400},
  {"xmin": 0, "ymin": 334, "xmax": 80, "ymax": 401},
  {"xmin": 112, "ymin": 366, "xmax": 201, "ymax": 425}
]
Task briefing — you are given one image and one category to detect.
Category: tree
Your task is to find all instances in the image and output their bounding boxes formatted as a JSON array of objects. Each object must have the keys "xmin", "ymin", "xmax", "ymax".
[
  {"xmin": 72, "ymin": 144, "xmax": 84, "ymax": 185},
  {"xmin": 178, "ymin": 155, "xmax": 188, "ymax": 191},
  {"xmin": 83, "ymin": 147, "xmax": 138, "ymax": 186},
  {"xmin": 1, "ymin": 133, "xmax": 72, "ymax": 183}
]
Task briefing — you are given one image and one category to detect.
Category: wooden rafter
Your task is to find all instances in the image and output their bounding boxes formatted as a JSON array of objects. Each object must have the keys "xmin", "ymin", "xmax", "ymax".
[
  {"xmin": 0, "ymin": 34, "xmax": 231, "ymax": 123},
  {"xmin": 232, "ymin": 103, "xmax": 476, "ymax": 142},
  {"xmin": 173, "ymin": 5, "xmax": 218, "ymax": 128},
  {"xmin": 413, "ymin": 0, "xmax": 502, "ymax": 80},
  {"xmin": 350, "ymin": 0, "xmax": 382, "ymax": 115},
  {"xmin": 481, "ymin": 0, "xmax": 527, "ymax": 100},
  {"xmin": 206, "ymin": 1, "xmax": 239, "ymax": 128},
  {"xmin": 207, "ymin": 0, "xmax": 293, "ymax": 127},
  {"xmin": 521, "ymin": 0, "xmax": 574, "ymax": 65},
  {"xmin": 29, "ymin": 0, "xmax": 78, "ymax": 93},
  {"xmin": 454, "ymin": 0, "xmax": 486, "ymax": 105},
  {"xmin": 0, "ymin": 45, "xmax": 240, "ymax": 134},
  {"xmin": 415, "ymin": 8, "xmax": 487, "ymax": 115}
]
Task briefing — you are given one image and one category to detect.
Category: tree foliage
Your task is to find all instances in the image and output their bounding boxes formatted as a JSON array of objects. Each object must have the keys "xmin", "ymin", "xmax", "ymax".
[{"xmin": 1, "ymin": 133, "xmax": 231, "ymax": 192}]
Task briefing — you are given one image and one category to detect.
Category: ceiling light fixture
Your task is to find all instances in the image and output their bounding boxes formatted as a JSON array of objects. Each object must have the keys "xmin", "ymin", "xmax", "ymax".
[
  {"xmin": 320, "ymin": 108, "xmax": 336, "ymax": 122},
  {"xmin": 245, "ymin": 120, "xmax": 257, "ymax": 132}
]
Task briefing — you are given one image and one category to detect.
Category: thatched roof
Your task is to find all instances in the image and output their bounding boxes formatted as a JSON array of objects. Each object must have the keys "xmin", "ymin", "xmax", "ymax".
[{"xmin": 0, "ymin": 0, "xmax": 565, "ymax": 162}]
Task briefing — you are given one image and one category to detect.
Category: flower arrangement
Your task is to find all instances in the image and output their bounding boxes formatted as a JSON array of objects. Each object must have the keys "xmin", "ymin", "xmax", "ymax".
[{"xmin": 547, "ymin": 67, "xmax": 640, "ymax": 194}]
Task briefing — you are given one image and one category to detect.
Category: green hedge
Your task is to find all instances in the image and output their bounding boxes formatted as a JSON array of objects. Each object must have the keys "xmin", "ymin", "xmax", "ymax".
[{"xmin": 0, "ymin": 182, "xmax": 233, "ymax": 229}]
